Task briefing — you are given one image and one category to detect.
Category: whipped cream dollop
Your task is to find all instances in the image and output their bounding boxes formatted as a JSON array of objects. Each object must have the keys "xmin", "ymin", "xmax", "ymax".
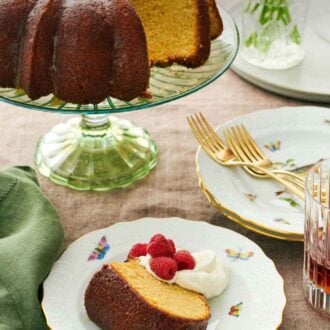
[{"xmin": 139, "ymin": 250, "xmax": 230, "ymax": 299}]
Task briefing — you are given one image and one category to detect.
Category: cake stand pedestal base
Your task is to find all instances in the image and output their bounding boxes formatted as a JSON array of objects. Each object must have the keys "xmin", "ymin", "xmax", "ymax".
[{"xmin": 34, "ymin": 114, "xmax": 158, "ymax": 191}]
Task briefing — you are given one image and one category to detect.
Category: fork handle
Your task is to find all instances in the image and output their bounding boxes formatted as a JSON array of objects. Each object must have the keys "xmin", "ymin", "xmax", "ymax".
[
  {"xmin": 232, "ymin": 161, "xmax": 305, "ymax": 200},
  {"xmin": 271, "ymin": 169, "xmax": 305, "ymax": 184},
  {"xmin": 273, "ymin": 171, "xmax": 305, "ymax": 190}
]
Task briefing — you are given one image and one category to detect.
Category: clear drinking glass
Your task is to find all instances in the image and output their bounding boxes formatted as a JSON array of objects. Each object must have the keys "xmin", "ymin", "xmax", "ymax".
[
  {"xmin": 242, "ymin": 0, "xmax": 308, "ymax": 69},
  {"xmin": 304, "ymin": 159, "xmax": 330, "ymax": 317}
]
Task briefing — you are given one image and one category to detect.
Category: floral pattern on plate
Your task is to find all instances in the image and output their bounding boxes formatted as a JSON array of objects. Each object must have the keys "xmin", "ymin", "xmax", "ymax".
[
  {"xmin": 272, "ymin": 159, "xmax": 296, "ymax": 170},
  {"xmin": 279, "ymin": 197, "xmax": 300, "ymax": 208}
]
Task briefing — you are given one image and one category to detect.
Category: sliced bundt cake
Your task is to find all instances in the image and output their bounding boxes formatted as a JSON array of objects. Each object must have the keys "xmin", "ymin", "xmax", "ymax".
[
  {"xmin": 0, "ymin": 0, "xmax": 222, "ymax": 103},
  {"xmin": 85, "ymin": 261, "xmax": 211, "ymax": 330}
]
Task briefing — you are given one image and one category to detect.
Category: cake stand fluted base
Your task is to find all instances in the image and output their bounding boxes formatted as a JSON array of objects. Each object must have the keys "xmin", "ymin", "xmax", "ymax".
[{"xmin": 34, "ymin": 115, "xmax": 158, "ymax": 191}]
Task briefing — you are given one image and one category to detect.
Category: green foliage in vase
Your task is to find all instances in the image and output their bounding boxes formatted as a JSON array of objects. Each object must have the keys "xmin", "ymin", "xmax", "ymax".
[
  {"xmin": 244, "ymin": 0, "xmax": 302, "ymax": 52},
  {"xmin": 289, "ymin": 24, "xmax": 301, "ymax": 44}
]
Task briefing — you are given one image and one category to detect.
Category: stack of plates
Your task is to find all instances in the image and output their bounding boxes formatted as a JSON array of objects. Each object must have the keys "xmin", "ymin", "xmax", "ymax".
[
  {"xmin": 227, "ymin": 0, "xmax": 330, "ymax": 103},
  {"xmin": 197, "ymin": 106, "xmax": 330, "ymax": 241}
]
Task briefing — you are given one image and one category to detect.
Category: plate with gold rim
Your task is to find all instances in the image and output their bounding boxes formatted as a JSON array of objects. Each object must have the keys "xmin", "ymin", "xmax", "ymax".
[
  {"xmin": 197, "ymin": 106, "xmax": 330, "ymax": 241},
  {"xmin": 42, "ymin": 218, "xmax": 285, "ymax": 330}
]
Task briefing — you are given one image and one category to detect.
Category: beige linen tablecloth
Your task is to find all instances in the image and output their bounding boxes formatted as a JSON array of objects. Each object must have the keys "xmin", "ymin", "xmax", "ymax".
[{"xmin": 0, "ymin": 70, "xmax": 328, "ymax": 329}]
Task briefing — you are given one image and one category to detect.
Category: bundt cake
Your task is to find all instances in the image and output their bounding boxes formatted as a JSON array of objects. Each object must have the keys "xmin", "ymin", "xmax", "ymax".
[
  {"xmin": 0, "ymin": 0, "xmax": 222, "ymax": 104},
  {"xmin": 85, "ymin": 261, "xmax": 211, "ymax": 330}
]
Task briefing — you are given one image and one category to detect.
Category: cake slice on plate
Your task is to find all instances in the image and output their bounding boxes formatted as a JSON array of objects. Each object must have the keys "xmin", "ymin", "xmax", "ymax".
[
  {"xmin": 85, "ymin": 260, "xmax": 211, "ymax": 330},
  {"xmin": 85, "ymin": 233, "xmax": 230, "ymax": 329}
]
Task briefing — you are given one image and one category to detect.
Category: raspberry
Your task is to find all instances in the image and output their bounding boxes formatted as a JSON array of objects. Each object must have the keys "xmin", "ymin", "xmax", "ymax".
[
  {"xmin": 173, "ymin": 250, "xmax": 195, "ymax": 270},
  {"xmin": 147, "ymin": 239, "xmax": 174, "ymax": 258},
  {"xmin": 150, "ymin": 257, "xmax": 177, "ymax": 280},
  {"xmin": 128, "ymin": 243, "xmax": 148, "ymax": 258},
  {"xmin": 167, "ymin": 239, "xmax": 176, "ymax": 254},
  {"xmin": 149, "ymin": 233, "xmax": 167, "ymax": 244}
]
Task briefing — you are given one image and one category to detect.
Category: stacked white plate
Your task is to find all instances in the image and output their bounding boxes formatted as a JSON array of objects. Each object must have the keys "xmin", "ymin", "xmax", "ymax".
[{"xmin": 197, "ymin": 106, "xmax": 330, "ymax": 241}]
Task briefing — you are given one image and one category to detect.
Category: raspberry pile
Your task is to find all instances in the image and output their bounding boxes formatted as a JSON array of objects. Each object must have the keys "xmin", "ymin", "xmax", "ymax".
[{"xmin": 128, "ymin": 233, "xmax": 195, "ymax": 280}]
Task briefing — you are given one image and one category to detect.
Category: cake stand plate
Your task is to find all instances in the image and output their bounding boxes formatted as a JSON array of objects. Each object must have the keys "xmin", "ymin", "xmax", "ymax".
[{"xmin": 0, "ymin": 6, "xmax": 239, "ymax": 191}]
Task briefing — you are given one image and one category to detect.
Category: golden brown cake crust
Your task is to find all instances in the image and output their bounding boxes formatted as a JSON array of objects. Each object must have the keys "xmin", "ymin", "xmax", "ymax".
[
  {"xmin": 19, "ymin": 0, "xmax": 61, "ymax": 100},
  {"xmin": 52, "ymin": 0, "xmax": 112, "ymax": 104},
  {"xmin": 53, "ymin": 0, "xmax": 149, "ymax": 104},
  {"xmin": 85, "ymin": 265, "xmax": 210, "ymax": 330},
  {"xmin": 0, "ymin": 0, "xmax": 149, "ymax": 104},
  {"xmin": 207, "ymin": 0, "xmax": 223, "ymax": 40},
  {"xmin": 0, "ymin": 0, "xmax": 37, "ymax": 87},
  {"xmin": 107, "ymin": 0, "xmax": 150, "ymax": 101},
  {"xmin": 179, "ymin": 0, "xmax": 211, "ymax": 68}
]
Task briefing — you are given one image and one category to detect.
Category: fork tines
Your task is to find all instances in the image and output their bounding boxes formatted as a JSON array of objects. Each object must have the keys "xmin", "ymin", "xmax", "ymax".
[{"xmin": 187, "ymin": 112, "xmax": 225, "ymax": 154}]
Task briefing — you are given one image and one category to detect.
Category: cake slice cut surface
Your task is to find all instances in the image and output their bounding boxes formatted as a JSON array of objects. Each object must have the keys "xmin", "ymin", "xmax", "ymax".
[{"xmin": 130, "ymin": 0, "xmax": 211, "ymax": 68}]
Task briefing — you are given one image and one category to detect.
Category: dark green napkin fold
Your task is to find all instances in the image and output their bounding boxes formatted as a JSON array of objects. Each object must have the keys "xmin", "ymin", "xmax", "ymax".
[{"xmin": 0, "ymin": 167, "xmax": 64, "ymax": 330}]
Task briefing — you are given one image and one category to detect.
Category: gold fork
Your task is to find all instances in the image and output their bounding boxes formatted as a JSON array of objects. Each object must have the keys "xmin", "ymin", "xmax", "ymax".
[
  {"xmin": 224, "ymin": 124, "xmax": 305, "ymax": 189},
  {"xmin": 187, "ymin": 113, "xmax": 304, "ymax": 200},
  {"xmin": 190, "ymin": 113, "xmax": 304, "ymax": 190},
  {"xmin": 187, "ymin": 112, "xmax": 303, "ymax": 187}
]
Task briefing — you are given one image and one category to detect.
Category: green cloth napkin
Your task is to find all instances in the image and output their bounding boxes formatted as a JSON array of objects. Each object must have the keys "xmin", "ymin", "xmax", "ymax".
[{"xmin": 0, "ymin": 167, "xmax": 64, "ymax": 330}]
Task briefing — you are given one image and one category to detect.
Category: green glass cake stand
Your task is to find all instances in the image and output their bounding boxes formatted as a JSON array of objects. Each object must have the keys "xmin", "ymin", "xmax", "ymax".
[{"xmin": 0, "ymin": 7, "xmax": 238, "ymax": 191}]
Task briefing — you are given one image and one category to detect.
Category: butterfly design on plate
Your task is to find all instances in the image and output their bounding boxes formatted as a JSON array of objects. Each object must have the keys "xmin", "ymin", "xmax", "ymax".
[
  {"xmin": 228, "ymin": 302, "xmax": 242, "ymax": 317},
  {"xmin": 88, "ymin": 236, "xmax": 110, "ymax": 262},
  {"xmin": 264, "ymin": 141, "xmax": 281, "ymax": 152},
  {"xmin": 274, "ymin": 218, "xmax": 291, "ymax": 225},
  {"xmin": 225, "ymin": 248, "xmax": 254, "ymax": 261},
  {"xmin": 245, "ymin": 193, "xmax": 257, "ymax": 202}
]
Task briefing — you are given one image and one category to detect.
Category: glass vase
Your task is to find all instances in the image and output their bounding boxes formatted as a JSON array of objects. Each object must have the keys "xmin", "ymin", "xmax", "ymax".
[{"xmin": 242, "ymin": 0, "xmax": 308, "ymax": 70}]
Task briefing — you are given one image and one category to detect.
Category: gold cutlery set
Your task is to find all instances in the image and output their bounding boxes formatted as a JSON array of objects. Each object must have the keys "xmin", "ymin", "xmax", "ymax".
[{"xmin": 187, "ymin": 113, "xmax": 305, "ymax": 200}]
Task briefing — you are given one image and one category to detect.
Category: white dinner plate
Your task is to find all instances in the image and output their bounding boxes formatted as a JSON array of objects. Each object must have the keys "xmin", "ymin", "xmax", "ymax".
[
  {"xmin": 228, "ymin": 0, "xmax": 330, "ymax": 103},
  {"xmin": 197, "ymin": 106, "xmax": 330, "ymax": 241},
  {"xmin": 42, "ymin": 218, "xmax": 285, "ymax": 330}
]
